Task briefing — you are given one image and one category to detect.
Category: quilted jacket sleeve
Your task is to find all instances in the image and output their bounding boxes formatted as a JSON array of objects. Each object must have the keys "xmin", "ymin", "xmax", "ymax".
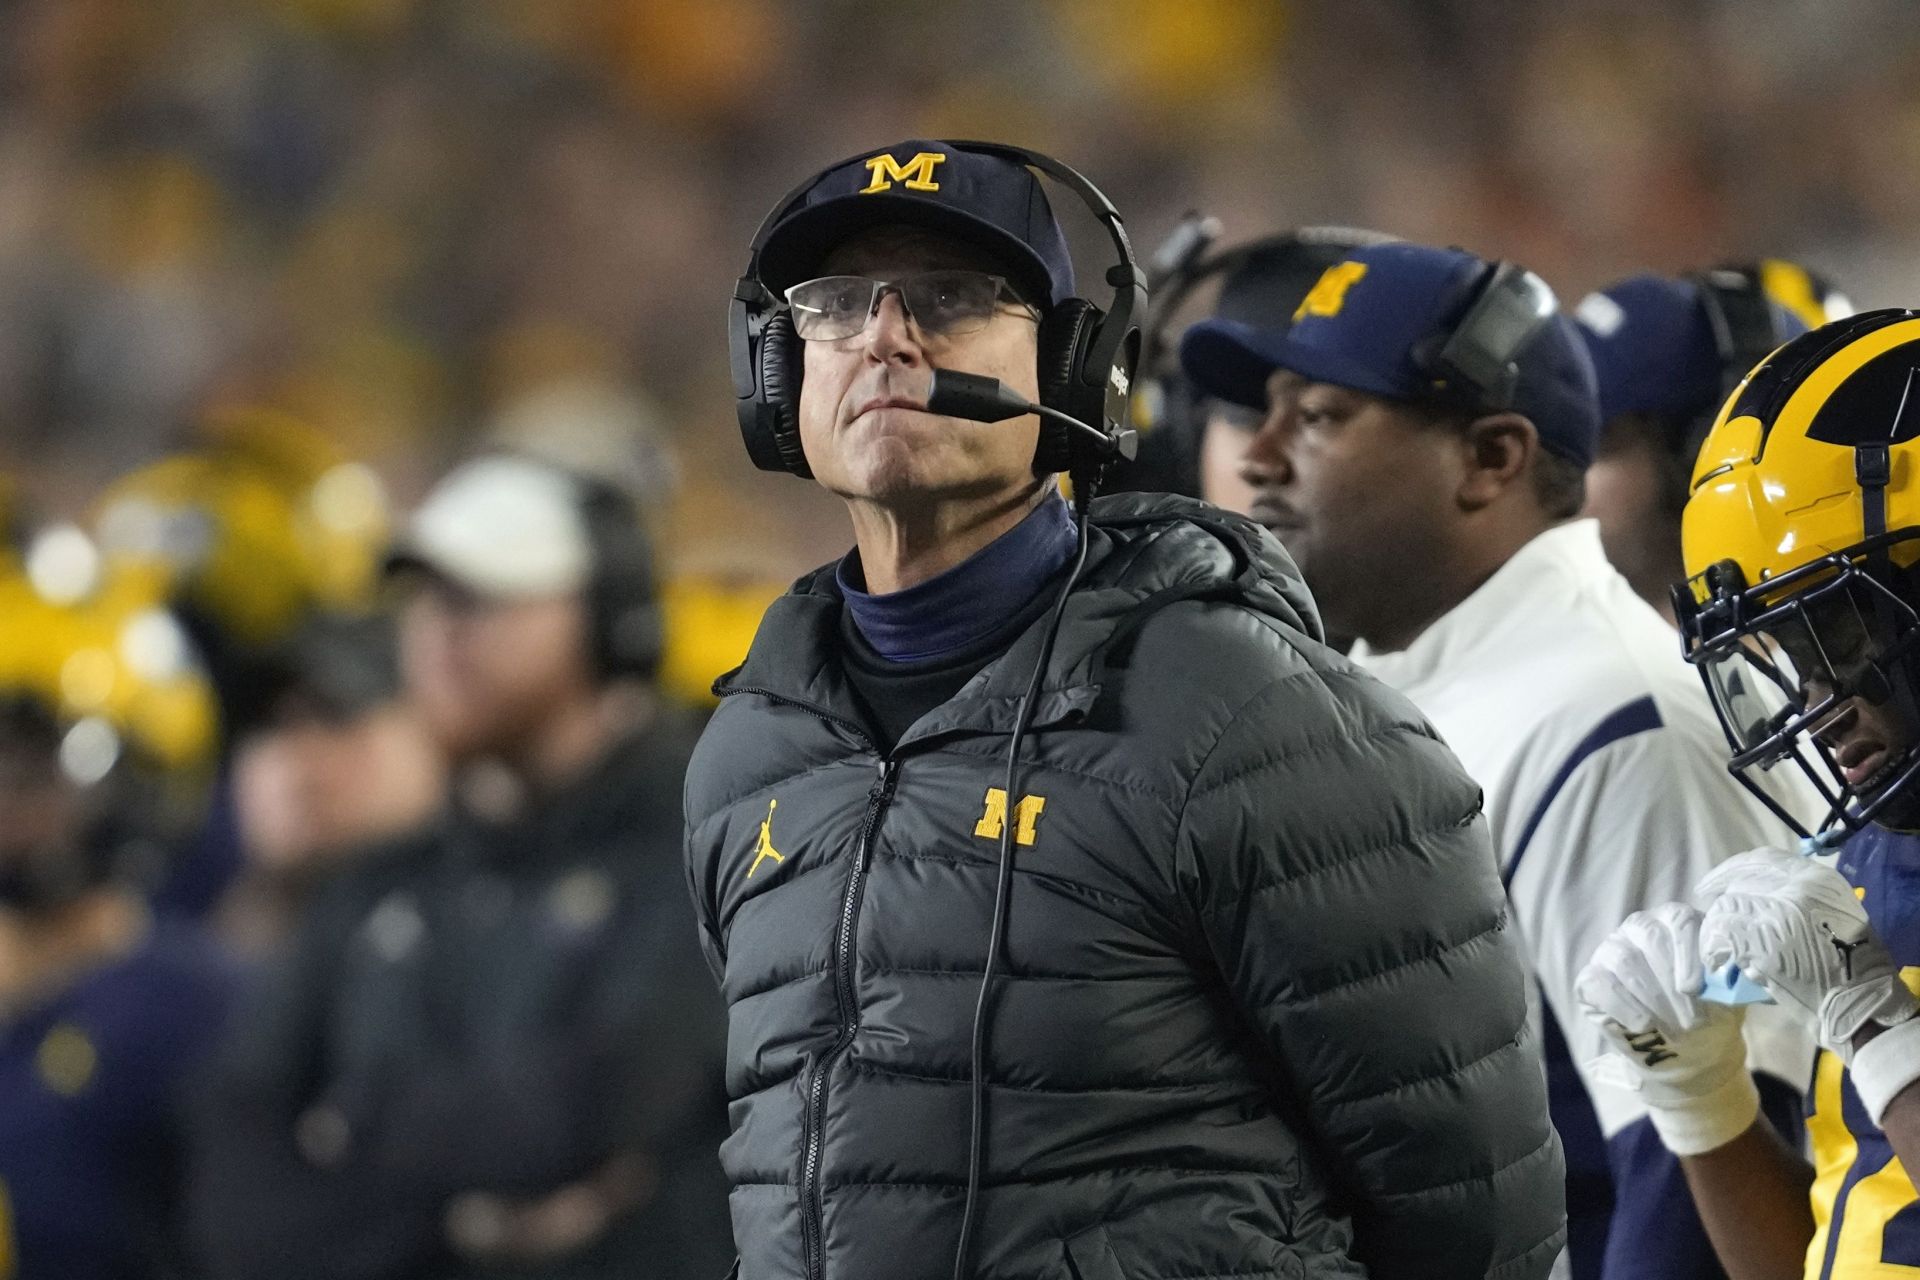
[{"xmin": 1177, "ymin": 665, "xmax": 1566, "ymax": 1280}]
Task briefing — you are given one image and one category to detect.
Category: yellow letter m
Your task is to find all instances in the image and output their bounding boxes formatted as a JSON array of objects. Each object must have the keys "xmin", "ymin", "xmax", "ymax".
[
  {"xmin": 860, "ymin": 151, "xmax": 946, "ymax": 194},
  {"xmin": 1292, "ymin": 261, "xmax": 1369, "ymax": 322},
  {"xmin": 974, "ymin": 787, "xmax": 1046, "ymax": 848}
]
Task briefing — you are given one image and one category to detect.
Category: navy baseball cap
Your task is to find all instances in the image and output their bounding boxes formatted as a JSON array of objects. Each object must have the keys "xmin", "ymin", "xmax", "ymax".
[
  {"xmin": 1575, "ymin": 273, "xmax": 1809, "ymax": 425},
  {"xmin": 754, "ymin": 139, "xmax": 1074, "ymax": 308},
  {"xmin": 1180, "ymin": 241, "xmax": 1602, "ymax": 467},
  {"xmin": 1212, "ymin": 227, "xmax": 1399, "ymax": 330}
]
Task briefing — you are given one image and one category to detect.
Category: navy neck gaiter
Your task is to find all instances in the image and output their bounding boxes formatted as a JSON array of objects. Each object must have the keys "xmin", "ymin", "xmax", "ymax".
[{"xmin": 838, "ymin": 492, "xmax": 1076, "ymax": 663}]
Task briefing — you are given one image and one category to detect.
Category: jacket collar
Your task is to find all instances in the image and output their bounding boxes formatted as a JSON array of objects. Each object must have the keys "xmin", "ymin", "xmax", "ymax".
[
  {"xmin": 713, "ymin": 494, "xmax": 1316, "ymax": 751},
  {"xmin": 714, "ymin": 546, "xmax": 1111, "ymax": 750}
]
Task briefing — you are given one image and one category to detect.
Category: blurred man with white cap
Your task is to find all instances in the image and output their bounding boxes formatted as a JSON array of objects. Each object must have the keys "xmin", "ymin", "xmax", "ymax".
[
  {"xmin": 386, "ymin": 454, "xmax": 659, "ymax": 793},
  {"xmin": 188, "ymin": 453, "xmax": 732, "ymax": 1280}
]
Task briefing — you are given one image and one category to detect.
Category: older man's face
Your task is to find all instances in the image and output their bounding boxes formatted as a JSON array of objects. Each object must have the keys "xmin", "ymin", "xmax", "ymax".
[{"xmin": 797, "ymin": 226, "xmax": 1045, "ymax": 506}]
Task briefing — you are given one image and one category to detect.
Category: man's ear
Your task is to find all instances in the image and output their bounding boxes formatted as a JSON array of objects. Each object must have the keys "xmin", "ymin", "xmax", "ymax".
[{"xmin": 1455, "ymin": 412, "xmax": 1537, "ymax": 511}]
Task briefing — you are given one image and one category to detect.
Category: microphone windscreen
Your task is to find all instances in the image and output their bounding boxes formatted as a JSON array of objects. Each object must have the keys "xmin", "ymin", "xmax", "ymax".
[{"xmin": 926, "ymin": 370, "xmax": 1033, "ymax": 423}]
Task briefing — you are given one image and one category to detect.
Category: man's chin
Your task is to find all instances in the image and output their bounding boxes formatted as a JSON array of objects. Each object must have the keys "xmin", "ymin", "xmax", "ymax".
[{"xmin": 836, "ymin": 459, "xmax": 945, "ymax": 505}]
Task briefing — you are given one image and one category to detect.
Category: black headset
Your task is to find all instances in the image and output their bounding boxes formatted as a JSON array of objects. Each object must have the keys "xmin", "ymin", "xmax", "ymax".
[
  {"xmin": 1411, "ymin": 258, "xmax": 1560, "ymax": 414},
  {"xmin": 570, "ymin": 471, "xmax": 663, "ymax": 683},
  {"xmin": 728, "ymin": 140, "xmax": 1145, "ymax": 480},
  {"xmin": 1633, "ymin": 268, "xmax": 1804, "ymax": 484},
  {"xmin": 1695, "ymin": 267, "xmax": 1798, "ymax": 408}
]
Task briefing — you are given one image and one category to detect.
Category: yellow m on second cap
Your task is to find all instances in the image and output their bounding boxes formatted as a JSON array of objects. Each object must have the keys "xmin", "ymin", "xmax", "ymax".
[{"xmin": 1293, "ymin": 262, "xmax": 1369, "ymax": 322}]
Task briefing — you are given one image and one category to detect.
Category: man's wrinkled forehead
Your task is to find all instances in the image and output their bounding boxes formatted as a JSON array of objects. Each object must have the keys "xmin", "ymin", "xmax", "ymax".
[{"xmin": 819, "ymin": 224, "xmax": 1014, "ymax": 280}]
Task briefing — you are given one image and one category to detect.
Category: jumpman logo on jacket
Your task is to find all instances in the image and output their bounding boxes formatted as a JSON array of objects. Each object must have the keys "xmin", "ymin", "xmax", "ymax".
[{"xmin": 748, "ymin": 798, "xmax": 785, "ymax": 879}]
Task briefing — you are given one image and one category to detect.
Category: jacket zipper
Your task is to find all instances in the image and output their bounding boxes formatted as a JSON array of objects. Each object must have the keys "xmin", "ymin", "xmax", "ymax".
[
  {"xmin": 719, "ymin": 683, "xmax": 905, "ymax": 1279},
  {"xmin": 799, "ymin": 755, "xmax": 898, "ymax": 1280}
]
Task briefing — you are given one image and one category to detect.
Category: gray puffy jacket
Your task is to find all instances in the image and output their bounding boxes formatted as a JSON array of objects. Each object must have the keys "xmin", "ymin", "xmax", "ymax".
[{"xmin": 684, "ymin": 494, "xmax": 1564, "ymax": 1280}]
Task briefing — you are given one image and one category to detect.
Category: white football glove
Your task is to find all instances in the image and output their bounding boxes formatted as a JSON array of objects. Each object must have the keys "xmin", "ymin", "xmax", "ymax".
[
  {"xmin": 1696, "ymin": 847, "xmax": 1920, "ymax": 1124},
  {"xmin": 1576, "ymin": 902, "xmax": 1758, "ymax": 1155}
]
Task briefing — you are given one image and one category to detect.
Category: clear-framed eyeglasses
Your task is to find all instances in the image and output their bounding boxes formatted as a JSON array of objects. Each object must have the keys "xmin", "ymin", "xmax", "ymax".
[{"xmin": 783, "ymin": 271, "xmax": 1040, "ymax": 342}]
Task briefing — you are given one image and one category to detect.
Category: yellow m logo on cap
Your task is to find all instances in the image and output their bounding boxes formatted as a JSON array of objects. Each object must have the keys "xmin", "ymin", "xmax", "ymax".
[
  {"xmin": 861, "ymin": 151, "xmax": 946, "ymax": 194},
  {"xmin": 1293, "ymin": 261, "xmax": 1369, "ymax": 322}
]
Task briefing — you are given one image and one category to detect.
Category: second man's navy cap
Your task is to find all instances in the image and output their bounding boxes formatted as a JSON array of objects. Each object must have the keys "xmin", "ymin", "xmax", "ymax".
[
  {"xmin": 754, "ymin": 139, "xmax": 1075, "ymax": 308},
  {"xmin": 1574, "ymin": 273, "xmax": 1809, "ymax": 426},
  {"xmin": 1180, "ymin": 241, "xmax": 1601, "ymax": 468}
]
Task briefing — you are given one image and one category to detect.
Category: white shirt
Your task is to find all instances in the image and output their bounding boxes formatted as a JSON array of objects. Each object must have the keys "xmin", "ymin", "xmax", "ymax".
[{"xmin": 1350, "ymin": 519, "xmax": 1816, "ymax": 1139}]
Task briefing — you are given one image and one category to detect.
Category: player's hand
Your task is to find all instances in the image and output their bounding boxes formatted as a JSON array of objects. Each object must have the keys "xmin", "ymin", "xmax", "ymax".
[
  {"xmin": 1695, "ymin": 847, "xmax": 1917, "ymax": 1065},
  {"xmin": 1576, "ymin": 902, "xmax": 1758, "ymax": 1155}
]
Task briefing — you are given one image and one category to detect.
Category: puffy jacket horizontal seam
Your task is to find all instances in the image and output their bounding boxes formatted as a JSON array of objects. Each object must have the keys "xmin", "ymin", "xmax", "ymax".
[
  {"xmin": 1325, "ymin": 1026, "xmax": 1526, "ymax": 1107},
  {"xmin": 1279, "ymin": 912, "xmax": 1507, "ymax": 1004},
  {"xmin": 934, "ymin": 740, "xmax": 1187, "ymax": 810},
  {"xmin": 689, "ymin": 753, "xmax": 864, "ymax": 838},
  {"xmin": 871, "ymin": 847, "xmax": 1148, "ymax": 912},
  {"xmin": 861, "ymin": 963, "xmax": 1188, "ymax": 984},
  {"xmin": 1488, "ymin": 1223, "xmax": 1571, "ymax": 1280},
  {"xmin": 727, "ymin": 962, "xmax": 833, "ymax": 1005},
  {"xmin": 1169, "ymin": 668, "xmax": 1359, "ymax": 919},
  {"xmin": 728, "ymin": 1064, "xmax": 808, "ymax": 1099},
  {"xmin": 1363, "ymin": 1129, "xmax": 1560, "ymax": 1202},
  {"xmin": 815, "ymin": 1164, "xmax": 1294, "ymax": 1191},
  {"xmin": 1243, "ymin": 811, "xmax": 1481, "ymax": 896},
  {"xmin": 717, "ymin": 855, "xmax": 845, "ymax": 933},
  {"xmin": 848, "ymin": 1062, "xmax": 1243, "ymax": 1095},
  {"xmin": 1189, "ymin": 717, "xmax": 1433, "ymax": 803}
]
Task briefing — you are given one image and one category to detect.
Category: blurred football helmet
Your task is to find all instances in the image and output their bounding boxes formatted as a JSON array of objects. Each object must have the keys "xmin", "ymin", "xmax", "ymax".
[
  {"xmin": 1748, "ymin": 257, "xmax": 1855, "ymax": 333},
  {"xmin": 0, "ymin": 546, "xmax": 217, "ymax": 912},
  {"xmin": 1676, "ymin": 309, "xmax": 1920, "ymax": 835},
  {"xmin": 91, "ymin": 410, "xmax": 388, "ymax": 734}
]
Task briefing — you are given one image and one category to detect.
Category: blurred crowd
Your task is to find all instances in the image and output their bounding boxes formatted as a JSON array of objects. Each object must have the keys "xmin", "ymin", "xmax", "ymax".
[
  {"xmin": 4, "ymin": 1, "xmax": 1920, "ymax": 1278},
  {"xmin": 1, "ymin": 0, "xmax": 1918, "ymax": 568}
]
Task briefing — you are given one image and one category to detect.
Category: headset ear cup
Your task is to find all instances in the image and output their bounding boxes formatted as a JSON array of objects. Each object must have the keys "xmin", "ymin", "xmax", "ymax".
[
  {"xmin": 758, "ymin": 311, "xmax": 812, "ymax": 478},
  {"xmin": 573, "ymin": 477, "xmax": 663, "ymax": 682},
  {"xmin": 1035, "ymin": 299, "xmax": 1099, "ymax": 473}
]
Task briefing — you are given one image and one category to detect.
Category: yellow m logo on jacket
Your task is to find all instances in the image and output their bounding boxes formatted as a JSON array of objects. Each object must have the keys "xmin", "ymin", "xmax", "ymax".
[
  {"xmin": 974, "ymin": 788, "xmax": 1046, "ymax": 847},
  {"xmin": 861, "ymin": 151, "xmax": 946, "ymax": 194}
]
